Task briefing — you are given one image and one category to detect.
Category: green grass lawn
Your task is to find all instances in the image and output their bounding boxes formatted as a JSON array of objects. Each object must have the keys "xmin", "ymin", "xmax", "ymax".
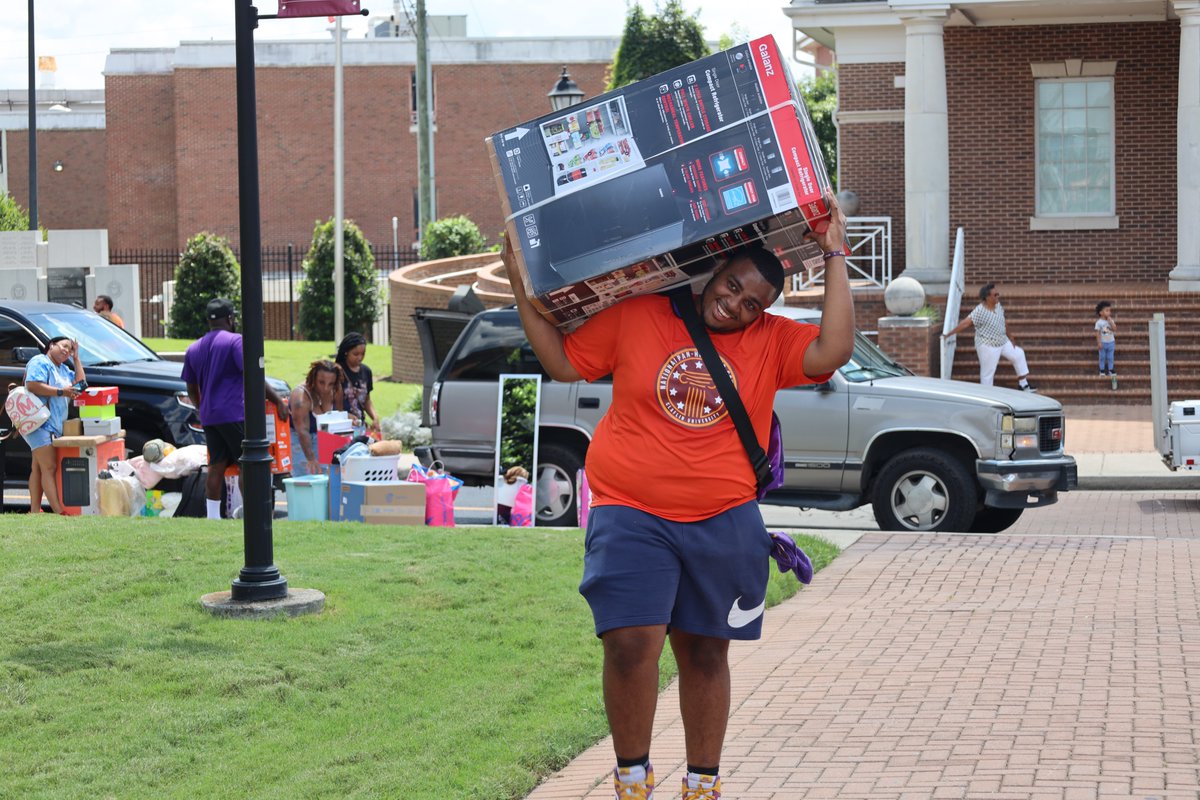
[
  {"xmin": 143, "ymin": 338, "xmax": 419, "ymax": 420},
  {"xmin": 0, "ymin": 516, "xmax": 839, "ymax": 799}
]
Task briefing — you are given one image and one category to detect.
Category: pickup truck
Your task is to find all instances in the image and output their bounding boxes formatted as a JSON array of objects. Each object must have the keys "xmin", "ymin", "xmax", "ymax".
[{"xmin": 413, "ymin": 304, "xmax": 1077, "ymax": 530}]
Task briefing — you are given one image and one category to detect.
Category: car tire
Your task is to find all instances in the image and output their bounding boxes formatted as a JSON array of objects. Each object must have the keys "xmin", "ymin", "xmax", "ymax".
[
  {"xmin": 534, "ymin": 442, "xmax": 584, "ymax": 527},
  {"xmin": 968, "ymin": 506, "xmax": 1024, "ymax": 534},
  {"xmin": 871, "ymin": 447, "xmax": 977, "ymax": 532}
]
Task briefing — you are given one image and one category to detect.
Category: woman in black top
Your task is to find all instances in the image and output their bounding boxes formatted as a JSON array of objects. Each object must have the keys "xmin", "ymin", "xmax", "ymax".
[{"xmin": 335, "ymin": 332, "xmax": 380, "ymax": 437}]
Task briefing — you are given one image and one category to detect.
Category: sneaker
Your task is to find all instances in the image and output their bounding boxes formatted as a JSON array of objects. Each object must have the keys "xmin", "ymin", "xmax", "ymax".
[
  {"xmin": 682, "ymin": 773, "xmax": 721, "ymax": 799},
  {"xmin": 614, "ymin": 763, "xmax": 654, "ymax": 799},
  {"xmin": 1021, "ymin": 385, "xmax": 1038, "ymax": 393}
]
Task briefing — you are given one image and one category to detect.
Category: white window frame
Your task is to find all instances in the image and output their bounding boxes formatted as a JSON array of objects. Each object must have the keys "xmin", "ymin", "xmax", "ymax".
[{"xmin": 1029, "ymin": 59, "xmax": 1120, "ymax": 231}]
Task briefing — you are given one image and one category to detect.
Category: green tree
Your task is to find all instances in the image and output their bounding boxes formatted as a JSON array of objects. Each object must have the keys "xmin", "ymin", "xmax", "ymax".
[
  {"xmin": 1, "ymin": 193, "xmax": 31, "ymax": 231},
  {"xmin": 799, "ymin": 69, "xmax": 838, "ymax": 190},
  {"xmin": 297, "ymin": 218, "xmax": 381, "ymax": 341},
  {"xmin": 419, "ymin": 215, "xmax": 488, "ymax": 261},
  {"xmin": 717, "ymin": 23, "xmax": 750, "ymax": 51},
  {"xmin": 608, "ymin": 0, "xmax": 710, "ymax": 90},
  {"xmin": 168, "ymin": 233, "xmax": 241, "ymax": 339}
]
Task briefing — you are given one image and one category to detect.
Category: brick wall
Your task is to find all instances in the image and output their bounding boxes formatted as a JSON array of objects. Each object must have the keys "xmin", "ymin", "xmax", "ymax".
[
  {"xmin": 388, "ymin": 253, "xmax": 511, "ymax": 383},
  {"xmin": 837, "ymin": 63, "xmax": 906, "ymax": 277},
  {"xmin": 106, "ymin": 73, "xmax": 179, "ymax": 249},
  {"xmin": 108, "ymin": 60, "xmax": 610, "ymax": 253},
  {"xmin": 877, "ymin": 317, "xmax": 938, "ymax": 376},
  {"xmin": 4, "ymin": 129, "xmax": 107, "ymax": 230},
  {"xmin": 839, "ymin": 62, "xmax": 904, "ymax": 113},
  {"xmin": 945, "ymin": 22, "xmax": 1179, "ymax": 285}
]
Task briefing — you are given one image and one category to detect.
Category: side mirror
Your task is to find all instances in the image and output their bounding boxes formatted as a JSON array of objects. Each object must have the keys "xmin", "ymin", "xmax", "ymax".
[{"xmin": 12, "ymin": 347, "xmax": 40, "ymax": 364}]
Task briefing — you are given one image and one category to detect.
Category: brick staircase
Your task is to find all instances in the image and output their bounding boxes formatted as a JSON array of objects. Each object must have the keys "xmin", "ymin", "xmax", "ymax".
[{"xmin": 944, "ymin": 283, "xmax": 1200, "ymax": 405}]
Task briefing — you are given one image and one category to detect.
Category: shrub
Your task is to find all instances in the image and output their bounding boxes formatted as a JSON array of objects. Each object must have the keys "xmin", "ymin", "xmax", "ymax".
[
  {"xmin": 296, "ymin": 218, "xmax": 381, "ymax": 341},
  {"xmin": 1, "ymin": 193, "xmax": 31, "ymax": 231},
  {"xmin": 419, "ymin": 215, "xmax": 487, "ymax": 261},
  {"xmin": 381, "ymin": 410, "xmax": 432, "ymax": 451},
  {"xmin": 168, "ymin": 233, "xmax": 241, "ymax": 339}
]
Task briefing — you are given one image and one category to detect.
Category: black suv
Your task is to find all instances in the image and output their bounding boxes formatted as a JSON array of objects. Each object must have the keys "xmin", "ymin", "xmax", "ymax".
[{"xmin": 0, "ymin": 301, "xmax": 205, "ymax": 490}]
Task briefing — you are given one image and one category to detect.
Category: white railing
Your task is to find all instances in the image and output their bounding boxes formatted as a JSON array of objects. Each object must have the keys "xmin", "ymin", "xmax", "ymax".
[
  {"xmin": 940, "ymin": 227, "xmax": 966, "ymax": 379},
  {"xmin": 791, "ymin": 216, "xmax": 892, "ymax": 291}
]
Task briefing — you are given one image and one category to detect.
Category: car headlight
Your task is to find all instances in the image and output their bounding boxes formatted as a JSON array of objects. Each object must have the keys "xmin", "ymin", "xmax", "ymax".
[
  {"xmin": 1015, "ymin": 432, "xmax": 1039, "ymax": 449},
  {"xmin": 175, "ymin": 391, "xmax": 196, "ymax": 411}
]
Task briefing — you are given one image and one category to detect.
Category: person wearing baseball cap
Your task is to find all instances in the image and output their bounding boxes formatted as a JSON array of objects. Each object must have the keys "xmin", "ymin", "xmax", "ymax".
[{"xmin": 182, "ymin": 297, "xmax": 288, "ymax": 519}]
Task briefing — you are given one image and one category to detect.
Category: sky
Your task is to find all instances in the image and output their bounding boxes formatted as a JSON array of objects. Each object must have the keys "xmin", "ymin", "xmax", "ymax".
[{"xmin": 0, "ymin": 1, "xmax": 806, "ymax": 91}]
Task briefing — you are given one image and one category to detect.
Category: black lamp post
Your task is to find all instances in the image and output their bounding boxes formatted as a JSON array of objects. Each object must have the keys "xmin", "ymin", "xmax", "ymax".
[
  {"xmin": 232, "ymin": 0, "xmax": 287, "ymax": 602},
  {"xmin": 547, "ymin": 66, "xmax": 584, "ymax": 111}
]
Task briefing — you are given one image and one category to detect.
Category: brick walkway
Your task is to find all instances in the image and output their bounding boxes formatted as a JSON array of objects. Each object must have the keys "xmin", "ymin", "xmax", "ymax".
[{"xmin": 528, "ymin": 532, "xmax": 1200, "ymax": 800}]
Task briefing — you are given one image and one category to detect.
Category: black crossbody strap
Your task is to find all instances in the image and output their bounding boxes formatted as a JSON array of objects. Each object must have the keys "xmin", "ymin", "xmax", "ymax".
[{"xmin": 671, "ymin": 286, "xmax": 773, "ymax": 490}]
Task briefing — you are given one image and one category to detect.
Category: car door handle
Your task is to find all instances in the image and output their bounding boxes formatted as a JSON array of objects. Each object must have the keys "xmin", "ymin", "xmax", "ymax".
[{"xmin": 578, "ymin": 397, "xmax": 600, "ymax": 409}]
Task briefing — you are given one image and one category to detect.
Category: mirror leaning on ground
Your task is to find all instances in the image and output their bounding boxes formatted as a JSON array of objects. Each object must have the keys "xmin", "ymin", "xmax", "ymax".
[{"xmin": 493, "ymin": 375, "xmax": 541, "ymax": 526}]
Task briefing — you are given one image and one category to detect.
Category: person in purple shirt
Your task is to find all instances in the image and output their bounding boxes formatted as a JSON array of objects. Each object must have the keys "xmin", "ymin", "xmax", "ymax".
[{"xmin": 182, "ymin": 298, "xmax": 288, "ymax": 519}]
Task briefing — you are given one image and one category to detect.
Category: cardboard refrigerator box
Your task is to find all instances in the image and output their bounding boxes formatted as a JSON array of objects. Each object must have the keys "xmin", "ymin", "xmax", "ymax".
[{"xmin": 486, "ymin": 35, "xmax": 834, "ymax": 327}]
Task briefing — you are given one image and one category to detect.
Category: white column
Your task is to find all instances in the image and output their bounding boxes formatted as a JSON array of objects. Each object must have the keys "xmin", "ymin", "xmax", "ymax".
[
  {"xmin": 1170, "ymin": 2, "xmax": 1200, "ymax": 291},
  {"xmin": 901, "ymin": 10, "xmax": 951, "ymax": 292}
]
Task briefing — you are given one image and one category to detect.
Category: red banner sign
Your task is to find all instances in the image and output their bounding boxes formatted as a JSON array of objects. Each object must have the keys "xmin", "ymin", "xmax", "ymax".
[{"xmin": 277, "ymin": 0, "xmax": 360, "ymax": 18}]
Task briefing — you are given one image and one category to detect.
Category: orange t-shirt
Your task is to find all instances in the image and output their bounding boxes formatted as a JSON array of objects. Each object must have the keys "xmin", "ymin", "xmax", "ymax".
[{"xmin": 563, "ymin": 294, "xmax": 830, "ymax": 521}]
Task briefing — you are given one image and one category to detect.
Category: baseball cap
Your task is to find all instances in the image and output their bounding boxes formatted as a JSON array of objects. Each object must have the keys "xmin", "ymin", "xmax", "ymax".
[{"xmin": 206, "ymin": 298, "xmax": 236, "ymax": 320}]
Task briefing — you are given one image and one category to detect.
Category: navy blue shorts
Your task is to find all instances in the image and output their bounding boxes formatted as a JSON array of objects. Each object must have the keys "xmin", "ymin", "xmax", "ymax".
[{"xmin": 579, "ymin": 502, "xmax": 774, "ymax": 641}]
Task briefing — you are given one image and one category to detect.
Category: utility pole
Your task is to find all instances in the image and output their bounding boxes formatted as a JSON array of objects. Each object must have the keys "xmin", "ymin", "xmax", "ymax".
[
  {"xmin": 415, "ymin": 0, "xmax": 434, "ymax": 241},
  {"xmin": 333, "ymin": 14, "xmax": 345, "ymax": 345},
  {"xmin": 27, "ymin": 0, "xmax": 37, "ymax": 230}
]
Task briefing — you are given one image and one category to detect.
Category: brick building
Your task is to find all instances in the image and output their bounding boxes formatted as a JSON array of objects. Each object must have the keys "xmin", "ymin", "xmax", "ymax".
[
  {"xmin": 786, "ymin": 0, "xmax": 1199, "ymax": 292},
  {"xmin": 4, "ymin": 34, "xmax": 619, "ymax": 254}
]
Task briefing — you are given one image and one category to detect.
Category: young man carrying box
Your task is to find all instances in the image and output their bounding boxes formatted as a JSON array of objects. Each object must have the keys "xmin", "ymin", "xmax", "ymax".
[{"xmin": 502, "ymin": 190, "xmax": 851, "ymax": 799}]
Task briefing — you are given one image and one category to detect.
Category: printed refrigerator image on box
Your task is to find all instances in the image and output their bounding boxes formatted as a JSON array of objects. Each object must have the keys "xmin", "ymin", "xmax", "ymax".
[{"xmin": 486, "ymin": 35, "xmax": 834, "ymax": 327}]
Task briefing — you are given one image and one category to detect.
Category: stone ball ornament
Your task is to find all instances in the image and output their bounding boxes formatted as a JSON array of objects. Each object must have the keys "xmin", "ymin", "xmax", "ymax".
[{"xmin": 884, "ymin": 276, "xmax": 926, "ymax": 316}]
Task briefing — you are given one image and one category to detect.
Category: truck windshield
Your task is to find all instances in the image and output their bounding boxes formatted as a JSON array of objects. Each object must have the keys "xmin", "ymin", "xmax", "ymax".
[
  {"xmin": 441, "ymin": 310, "xmax": 548, "ymax": 381},
  {"xmin": 839, "ymin": 332, "xmax": 910, "ymax": 382},
  {"xmin": 27, "ymin": 311, "xmax": 159, "ymax": 368}
]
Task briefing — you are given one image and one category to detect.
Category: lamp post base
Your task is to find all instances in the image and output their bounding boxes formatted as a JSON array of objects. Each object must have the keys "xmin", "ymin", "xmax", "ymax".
[
  {"xmin": 230, "ymin": 572, "xmax": 288, "ymax": 602},
  {"xmin": 201, "ymin": 587, "xmax": 324, "ymax": 619}
]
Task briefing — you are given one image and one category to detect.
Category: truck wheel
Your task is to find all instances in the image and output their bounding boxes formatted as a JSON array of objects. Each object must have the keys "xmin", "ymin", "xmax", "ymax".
[
  {"xmin": 968, "ymin": 506, "xmax": 1024, "ymax": 533},
  {"xmin": 535, "ymin": 442, "xmax": 583, "ymax": 527},
  {"xmin": 871, "ymin": 447, "xmax": 977, "ymax": 532}
]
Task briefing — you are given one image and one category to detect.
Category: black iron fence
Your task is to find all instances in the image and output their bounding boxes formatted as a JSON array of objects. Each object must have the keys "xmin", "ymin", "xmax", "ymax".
[{"xmin": 111, "ymin": 244, "xmax": 421, "ymax": 340}]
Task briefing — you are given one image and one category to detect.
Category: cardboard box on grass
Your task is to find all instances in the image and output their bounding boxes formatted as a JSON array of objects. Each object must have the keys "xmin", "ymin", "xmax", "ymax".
[
  {"xmin": 338, "ymin": 480, "xmax": 425, "ymax": 524},
  {"xmin": 487, "ymin": 34, "xmax": 834, "ymax": 328}
]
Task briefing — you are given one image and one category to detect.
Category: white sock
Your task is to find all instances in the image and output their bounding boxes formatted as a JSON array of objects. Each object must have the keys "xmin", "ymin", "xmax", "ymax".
[
  {"xmin": 206, "ymin": 499, "xmax": 222, "ymax": 519},
  {"xmin": 1018, "ymin": 379, "xmax": 1029, "ymax": 387}
]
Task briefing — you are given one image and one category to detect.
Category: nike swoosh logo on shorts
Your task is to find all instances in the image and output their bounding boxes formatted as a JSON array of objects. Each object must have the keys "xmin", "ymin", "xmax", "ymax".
[{"xmin": 727, "ymin": 596, "xmax": 765, "ymax": 628}]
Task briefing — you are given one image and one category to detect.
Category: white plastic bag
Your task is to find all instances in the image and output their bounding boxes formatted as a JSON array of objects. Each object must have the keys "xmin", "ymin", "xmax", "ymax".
[{"xmin": 148, "ymin": 444, "xmax": 209, "ymax": 478}]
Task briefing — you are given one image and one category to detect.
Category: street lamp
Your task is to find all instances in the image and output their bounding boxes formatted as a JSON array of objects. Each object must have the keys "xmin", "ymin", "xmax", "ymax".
[{"xmin": 547, "ymin": 67, "xmax": 584, "ymax": 111}]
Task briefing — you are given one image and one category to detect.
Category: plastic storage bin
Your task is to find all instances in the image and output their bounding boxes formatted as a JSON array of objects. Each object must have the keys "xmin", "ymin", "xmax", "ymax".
[{"xmin": 283, "ymin": 474, "xmax": 330, "ymax": 521}]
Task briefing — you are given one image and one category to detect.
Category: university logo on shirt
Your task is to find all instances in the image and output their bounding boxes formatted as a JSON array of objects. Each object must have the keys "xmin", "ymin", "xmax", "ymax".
[{"xmin": 655, "ymin": 347, "xmax": 736, "ymax": 427}]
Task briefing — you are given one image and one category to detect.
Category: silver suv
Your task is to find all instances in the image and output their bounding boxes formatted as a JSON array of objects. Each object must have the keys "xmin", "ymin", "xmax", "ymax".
[{"xmin": 413, "ymin": 305, "xmax": 1077, "ymax": 530}]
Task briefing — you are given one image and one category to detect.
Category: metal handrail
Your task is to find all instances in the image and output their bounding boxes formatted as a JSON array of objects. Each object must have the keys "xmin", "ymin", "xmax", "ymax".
[{"xmin": 791, "ymin": 216, "xmax": 892, "ymax": 291}]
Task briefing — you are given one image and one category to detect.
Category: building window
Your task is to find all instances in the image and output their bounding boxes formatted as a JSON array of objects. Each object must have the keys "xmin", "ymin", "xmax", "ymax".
[
  {"xmin": 410, "ymin": 70, "xmax": 436, "ymax": 126},
  {"xmin": 1035, "ymin": 78, "xmax": 1114, "ymax": 216}
]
